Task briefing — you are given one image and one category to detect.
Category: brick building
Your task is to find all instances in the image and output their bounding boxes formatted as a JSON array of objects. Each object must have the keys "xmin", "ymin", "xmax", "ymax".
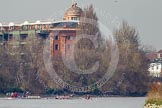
[{"xmin": 50, "ymin": 3, "xmax": 83, "ymax": 57}]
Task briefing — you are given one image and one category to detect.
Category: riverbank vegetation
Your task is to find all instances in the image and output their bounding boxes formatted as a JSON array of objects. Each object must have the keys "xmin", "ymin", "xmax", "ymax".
[{"xmin": 145, "ymin": 82, "xmax": 162, "ymax": 107}]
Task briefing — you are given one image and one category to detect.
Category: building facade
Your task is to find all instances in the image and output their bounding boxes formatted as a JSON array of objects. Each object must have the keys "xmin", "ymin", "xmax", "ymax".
[
  {"xmin": 0, "ymin": 20, "xmax": 52, "ymax": 41},
  {"xmin": 148, "ymin": 50, "xmax": 162, "ymax": 77},
  {"xmin": 149, "ymin": 60, "xmax": 162, "ymax": 77},
  {"xmin": 0, "ymin": 3, "xmax": 83, "ymax": 57},
  {"xmin": 50, "ymin": 3, "xmax": 82, "ymax": 57}
]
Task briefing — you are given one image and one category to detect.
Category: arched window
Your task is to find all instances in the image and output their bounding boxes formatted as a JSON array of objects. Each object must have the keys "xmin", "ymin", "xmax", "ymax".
[{"xmin": 54, "ymin": 35, "xmax": 59, "ymax": 40}]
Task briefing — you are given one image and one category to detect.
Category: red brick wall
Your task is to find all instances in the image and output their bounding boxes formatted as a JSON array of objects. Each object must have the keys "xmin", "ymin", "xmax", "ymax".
[{"xmin": 50, "ymin": 30, "xmax": 76, "ymax": 57}]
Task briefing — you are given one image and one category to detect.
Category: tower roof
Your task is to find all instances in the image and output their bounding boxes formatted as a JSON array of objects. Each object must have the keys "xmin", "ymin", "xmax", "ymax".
[{"xmin": 64, "ymin": 3, "xmax": 83, "ymax": 19}]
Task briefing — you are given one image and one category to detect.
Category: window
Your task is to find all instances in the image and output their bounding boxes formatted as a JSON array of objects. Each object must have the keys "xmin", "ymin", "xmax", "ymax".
[
  {"xmin": 67, "ymin": 44, "xmax": 70, "ymax": 49},
  {"xmin": 71, "ymin": 17, "xmax": 78, "ymax": 20},
  {"xmin": 20, "ymin": 34, "xmax": 27, "ymax": 40},
  {"xmin": 157, "ymin": 66, "xmax": 159, "ymax": 70},
  {"xmin": 55, "ymin": 44, "xmax": 59, "ymax": 50},
  {"xmin": 54, "ymin": 35, "xmax": 59, "ymax": 40},
  {"xmin": 152, "ymin": 66, "xmax": 154, "ymax": 70},
  {"xmin": 0, "ymin": 35, "xmax": 2, "ymax": 41},
  {"xmin": 67, "ymin": 35, "xmax": 71, "ymax": 40}
]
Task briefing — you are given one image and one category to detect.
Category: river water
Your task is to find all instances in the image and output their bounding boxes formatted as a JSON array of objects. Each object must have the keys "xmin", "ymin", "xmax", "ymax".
[{"xmin": 0, "ymin": 97, "xmax": 146, "ymax": 108}]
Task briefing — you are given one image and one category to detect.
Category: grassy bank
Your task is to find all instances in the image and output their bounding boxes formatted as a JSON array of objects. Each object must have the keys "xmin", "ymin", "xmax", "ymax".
[
  {"xmin": 146, "ymin": 99, "xmax": 162, "ymax": 105},
  {"xmin": 144, "ymin": 82, "xmax": 162, "ymax": 108},
  {"xmin": 144, "ymin": 99, "xmax": 162, "ymax": 108}
]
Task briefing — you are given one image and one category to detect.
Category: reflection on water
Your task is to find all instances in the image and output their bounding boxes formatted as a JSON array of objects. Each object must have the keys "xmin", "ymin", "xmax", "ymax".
[{"xmin": 0, "ymin": 97, "xmax": 146, "ymax": 108}]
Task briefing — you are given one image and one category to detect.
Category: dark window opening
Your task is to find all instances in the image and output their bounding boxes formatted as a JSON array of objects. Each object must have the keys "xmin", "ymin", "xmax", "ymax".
[
  {"xmin": 67, "ymin": 36, "xmax": 71, "ymax": 40},
  {"xmin": 4, "ymin": 34, "xmax": 8, "ymax": 41},
  {"xmin": 20, "ymin": 34, "xmax": 27, "ymax": 40},
  {"xmin": 157, "ymin": 66, "xmax": 159, "ymax": 70},
  {"xmin": 55, "ymin": 44, "xmax": 59, "ymax": 50},
  {"xmin": 54, "ymin": 35, "xmax": 59, "ymax": 40},
  {"xmin": 9, "ymin": 35, "xmax": 13, "ymax": 40},
  {"xmin": 0, "ymin": 35, "xmax": 3, "ymax": 41}
]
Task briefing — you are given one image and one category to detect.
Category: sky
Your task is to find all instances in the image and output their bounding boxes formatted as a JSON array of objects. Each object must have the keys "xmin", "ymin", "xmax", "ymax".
[{"xmin": 0, "ymin": 0, "xmax": 161, "ymax": 50}]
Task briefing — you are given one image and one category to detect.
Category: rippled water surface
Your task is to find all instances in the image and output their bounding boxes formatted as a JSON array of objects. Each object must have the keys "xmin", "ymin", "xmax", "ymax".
[{"xmin": 0, "ymin": 97, "xmax": 146, "ymax": 108}]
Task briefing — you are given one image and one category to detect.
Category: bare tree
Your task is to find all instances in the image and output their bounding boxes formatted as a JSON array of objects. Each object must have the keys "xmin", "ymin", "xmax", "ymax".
[{"xmin": 102, "ymin": 21, "xmax": 150, "ymax": 95}]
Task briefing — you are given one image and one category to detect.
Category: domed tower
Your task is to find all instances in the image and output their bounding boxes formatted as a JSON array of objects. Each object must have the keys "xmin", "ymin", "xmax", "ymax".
[{"xmin": 63, "ymin": 3, "xmax": 83, "ymax": 20}]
